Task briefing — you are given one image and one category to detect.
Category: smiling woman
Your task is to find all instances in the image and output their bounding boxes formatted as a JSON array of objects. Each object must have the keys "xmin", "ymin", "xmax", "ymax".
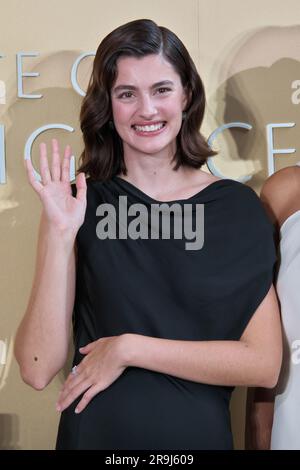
[
  {"xmin": 14, "ymin": 18, "xmax": 282, "ymax": 451},
  {"xmin": 110, "ymin": 54, "xmax": 188, "ymax": 158},
  {"xmin": 77, "ymin": 18, "xmax": 218, "ymax": 184}
]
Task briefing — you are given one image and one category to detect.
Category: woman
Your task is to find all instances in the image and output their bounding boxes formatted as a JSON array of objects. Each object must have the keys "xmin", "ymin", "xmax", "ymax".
[
  {"xmin": 14, "ymin": 19, "xmax": 282, "ymax": 450},
  {"xmin": 246, "ymin": 163, "xmax": 300, "ymax": 450}
]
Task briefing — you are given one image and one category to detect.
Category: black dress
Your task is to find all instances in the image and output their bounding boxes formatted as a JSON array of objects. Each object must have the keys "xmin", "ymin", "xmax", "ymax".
[{"xmin": 55, "ymin": 175, "xmax": 276, "ymax": 450}]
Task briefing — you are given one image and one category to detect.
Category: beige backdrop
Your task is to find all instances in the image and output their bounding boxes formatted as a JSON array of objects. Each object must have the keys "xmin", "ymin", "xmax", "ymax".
[{"xmin": 1, "ymin": 0, "xmax": 299, "ymax": 450}]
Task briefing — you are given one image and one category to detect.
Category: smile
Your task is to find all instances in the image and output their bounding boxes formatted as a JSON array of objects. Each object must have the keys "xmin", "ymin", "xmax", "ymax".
[{"xmin": 131, "ymin": 121, "xmax": 166, "ymax": 135}]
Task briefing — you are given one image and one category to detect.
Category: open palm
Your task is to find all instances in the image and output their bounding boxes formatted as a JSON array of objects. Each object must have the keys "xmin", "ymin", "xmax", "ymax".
[{"xmin": 24, "ymin": 138, "xmax": 87, "ymax": 234}]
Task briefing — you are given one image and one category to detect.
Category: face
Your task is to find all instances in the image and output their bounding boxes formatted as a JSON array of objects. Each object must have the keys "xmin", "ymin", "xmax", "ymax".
[{"xmin": 110, "ymin": 54, "xmax": 188, "ymax": 158}]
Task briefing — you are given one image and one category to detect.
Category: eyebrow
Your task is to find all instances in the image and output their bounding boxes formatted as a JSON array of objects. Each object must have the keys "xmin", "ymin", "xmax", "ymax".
[{"xmin": 112, "ymin": 80, "xmax": 175, "ymax": 94}]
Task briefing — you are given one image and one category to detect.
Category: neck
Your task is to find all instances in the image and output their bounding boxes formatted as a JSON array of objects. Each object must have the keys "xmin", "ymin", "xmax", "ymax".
[{"xmin": 119, "ymin": 143, "xmax": 194, "ymax": 194}]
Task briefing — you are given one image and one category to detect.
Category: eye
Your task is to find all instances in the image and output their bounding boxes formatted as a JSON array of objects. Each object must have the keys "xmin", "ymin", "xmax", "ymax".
[
  {"xmin": 118, "ymin": 91, "xmax": 134, "ymax": 99},
  {"xmin": 156, "ymin": 87, "xmax": 172, "ymax": 94}
]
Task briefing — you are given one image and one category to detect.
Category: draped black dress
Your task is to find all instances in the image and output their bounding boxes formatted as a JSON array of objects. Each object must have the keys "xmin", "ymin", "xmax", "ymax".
[{"xmin": 55, "ymin": 175, "xmax": 276, "ymax": 450}]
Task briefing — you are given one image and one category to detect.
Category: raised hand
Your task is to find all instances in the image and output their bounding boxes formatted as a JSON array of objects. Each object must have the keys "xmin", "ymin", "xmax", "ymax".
[{"xmin": 24, "ymin": 138, "xmax": 87, "ymax": 236}]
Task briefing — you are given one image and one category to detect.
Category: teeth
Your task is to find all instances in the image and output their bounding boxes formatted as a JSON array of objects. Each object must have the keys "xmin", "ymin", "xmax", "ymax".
[{"xmin": 133, "ymin": 122, "xmax": 165, "ymax": 132}]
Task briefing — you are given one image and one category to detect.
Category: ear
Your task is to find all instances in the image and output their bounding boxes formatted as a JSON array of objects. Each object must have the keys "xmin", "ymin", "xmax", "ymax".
[{"xmin": 182, "ymin": 86, "xmax": 191, "ymax": 111}]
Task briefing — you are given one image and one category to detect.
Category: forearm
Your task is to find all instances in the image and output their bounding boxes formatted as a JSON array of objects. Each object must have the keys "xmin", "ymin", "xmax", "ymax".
[
  {"xmin": 123, "ymin": 334, "xmax": 277, "ymax": 388},
  {"xmin": 245, "ymin": 387, "xmax": 275, "ymax": 450},
  {"xmin": 14, "ymin": 215, "xmax": 76, "ymax": 389}
]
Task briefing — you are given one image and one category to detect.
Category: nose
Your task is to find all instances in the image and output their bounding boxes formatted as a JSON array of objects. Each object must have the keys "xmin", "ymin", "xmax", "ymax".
[{"xmin": 138, "ymin": 94, "xmax": 158, "ymax": 119}]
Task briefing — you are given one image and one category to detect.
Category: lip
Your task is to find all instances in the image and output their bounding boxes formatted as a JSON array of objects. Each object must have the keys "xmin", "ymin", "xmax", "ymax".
[
  {"xmin": 131, "ymin": 121, "xmax": 167, "ymax": 137},
  {"xmin": 131, "ymin": 120, "xmax": 166, "ymax": 127}
]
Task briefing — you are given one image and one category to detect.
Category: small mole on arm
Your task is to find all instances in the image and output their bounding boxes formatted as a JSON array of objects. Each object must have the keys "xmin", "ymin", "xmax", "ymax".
[{"xmin": 34, "ymin": 356, "xmax": 38, "ymax": 361}]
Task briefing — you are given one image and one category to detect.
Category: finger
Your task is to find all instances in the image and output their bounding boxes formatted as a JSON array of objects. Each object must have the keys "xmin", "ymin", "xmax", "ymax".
[
  {"xmin": 24, "ymin": 157, "xmax": 44, "ymax": 193},
  {"xmin": 59, "ymin": 370, "xmax": 80, "ymax": 395},
  {"xmin": 79, "ymin": 348, "xmax": 89, "ymax": 355},
  {"xmin": 39, "ymin": 142, "xmax": 51, "ymax": 185},
  {"xmin": 57, "ymin": 375, "xmax": 80, "ymax": 405},
  {"xmin": 75, "ymin": 173, "xmax": 87, "ymax": 202},
  {"xmin": 58, "ymin": 364, "xmax": 84, "ymax": 398},
  {"xmin": 61, "ymin": 144, "xmax": 72, "ymax": 183},
  {"xmin": 57, "ymin": 378, "xmax": 90, "ymax": 412},
  {"xmin": 79, "ymin": 341, "xmax": 96, "ymax": 354},
  {"xmin": 74, "ymin": 384, "xmax": 101, "ymax": 414},
  {"xmin": 51, "ymin": 138, "xmax": 61, "ymax": 182}
]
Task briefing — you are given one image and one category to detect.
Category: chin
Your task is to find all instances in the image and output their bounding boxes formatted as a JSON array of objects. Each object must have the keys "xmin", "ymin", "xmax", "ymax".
[
  {"xmin": 130, "ymin": 139, "xmax": 175, "ymax": 153},
  {"xmin": 136, "ymin": 145, "xmax": 170, "ymax": 155}
]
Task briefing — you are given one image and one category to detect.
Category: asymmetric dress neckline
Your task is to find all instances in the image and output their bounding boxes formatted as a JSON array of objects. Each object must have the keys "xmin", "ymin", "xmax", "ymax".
[
  {"xmin": 55, "ymin": 175, "xmax": 276, "ymax": 450},
  {"xmin": 112, "ymin": 175, "xmax": 232, "ymax": 204}
]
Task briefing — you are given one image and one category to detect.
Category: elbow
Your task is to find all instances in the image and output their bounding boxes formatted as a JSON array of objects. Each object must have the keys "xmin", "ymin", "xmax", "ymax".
[
  {"xmin": 15, "ymin": 355, "xmax": 53, "ymax": 390},
  {"xmin": 260, "ymin": 371, "xmax": 280, "ymax": 389},
  {"xmin": 14, "ymin": 342, "xmax": 60, "ymax": 391},
  {"xmin": 14, "ymin": 336, "xmax": 66, "ymax": 390},
  {"xmin": 14, "ymin": 347, "xmax": 47, "ymax": 390},
  {"xmin": 15, "ymin": 355, "xmax": 63, "ymax": 390},
  {"xmin": 258, "ymin": 354, "xmax": 283, "ymax": 389},
  {"xmin": 19, "ymin": 367, "xmax": 50, "ymax": 391}
]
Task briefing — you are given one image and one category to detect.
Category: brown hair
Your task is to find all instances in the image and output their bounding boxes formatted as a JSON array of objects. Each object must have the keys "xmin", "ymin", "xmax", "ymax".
[{"xmin": 78, "ymin": 18, "xmax": 217, "ymax": 181}]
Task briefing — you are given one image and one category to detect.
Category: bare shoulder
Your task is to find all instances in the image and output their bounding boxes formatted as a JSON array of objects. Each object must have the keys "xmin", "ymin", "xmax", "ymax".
[
  {"xmin": 260, "ymin": 166, "xmax": 300, "ymax": 227},
  {"xmin": 261, "ymin": 166, "xmax": 300, "ymax": 195},
  {"xmin": 197, "ymin": 170, "xmax": 222, "ymax": 186}
]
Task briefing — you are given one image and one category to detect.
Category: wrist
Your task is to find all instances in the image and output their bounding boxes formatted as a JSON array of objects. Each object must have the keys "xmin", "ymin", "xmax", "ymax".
[
  {"xmin": 119, "ymin": 333, "xmax": 137, "ymax": 367},
  {"xmin": 41, "ymin": 223, "xmax": 77, "ymax": 259},
  {"xmin": 47, "ymin": 225, "xmax": 77, "ymax": 245},
  {"xmin": 41, "ymin": 210, "xmax": 77, "ymax": 241}
]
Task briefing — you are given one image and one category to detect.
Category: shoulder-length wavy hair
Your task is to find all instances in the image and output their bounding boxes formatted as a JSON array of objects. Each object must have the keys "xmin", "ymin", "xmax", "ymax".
[{"xmin": 77, "ymin": 18, "xmax": 217, "ymax": 181}]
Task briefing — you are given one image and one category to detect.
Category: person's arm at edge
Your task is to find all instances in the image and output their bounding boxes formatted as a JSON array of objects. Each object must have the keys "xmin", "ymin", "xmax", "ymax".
[{"xmin": 245, "ymin": 167, "xmax": 299, "ymax": 449}]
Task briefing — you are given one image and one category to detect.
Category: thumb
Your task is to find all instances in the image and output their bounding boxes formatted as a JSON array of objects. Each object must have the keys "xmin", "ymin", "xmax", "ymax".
[
  {"xmin": 79, "ymin": 342, "xmax": 94, "ymax": 354},
  {"xmin": 76, "ymin": 172, "xmax": 87, "ymax": 202}
]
